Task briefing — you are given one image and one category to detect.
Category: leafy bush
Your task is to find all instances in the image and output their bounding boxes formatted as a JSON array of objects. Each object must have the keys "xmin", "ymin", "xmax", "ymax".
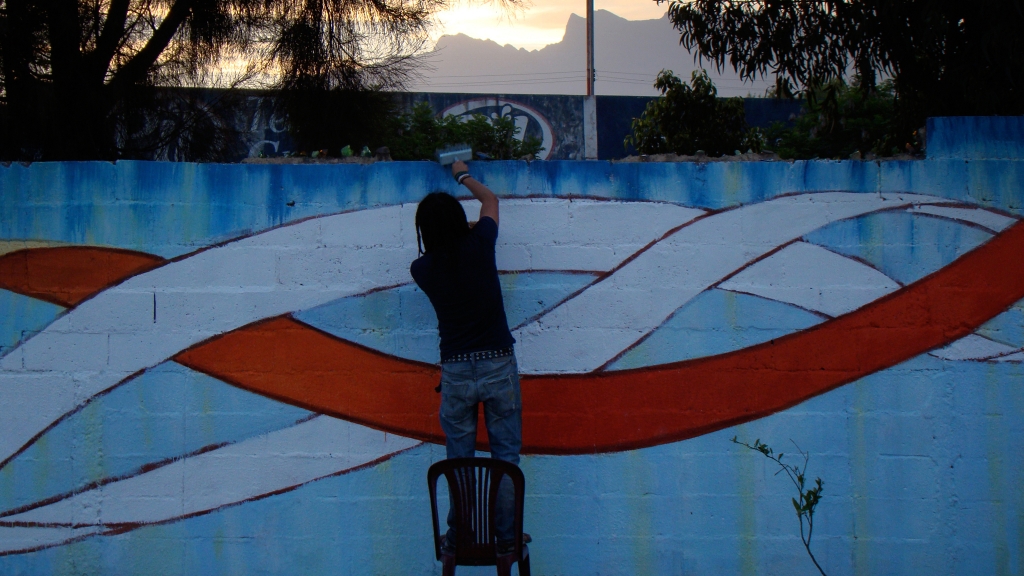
[
  {"xmin": 386, "ymin": 102, "xmax": 544, "ymax": 161},
  {"xmin": 764, "ymin": 79, "xmax": 912, "ymax": 159},
  {"xmin": 625, "ymin": 70, "xmax": 752, "ymax": 156}
]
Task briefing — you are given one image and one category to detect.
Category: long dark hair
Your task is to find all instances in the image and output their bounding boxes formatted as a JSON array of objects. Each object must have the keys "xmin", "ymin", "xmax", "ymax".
[{"xmin": 415, "ymin": 192, "xmax": 470, "ymax": 257}]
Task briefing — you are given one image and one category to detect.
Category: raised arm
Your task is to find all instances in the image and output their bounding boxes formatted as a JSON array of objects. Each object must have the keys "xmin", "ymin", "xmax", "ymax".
[{"xmin": 451, "ymin": 160, "xmax": 498, "ymax": 226}]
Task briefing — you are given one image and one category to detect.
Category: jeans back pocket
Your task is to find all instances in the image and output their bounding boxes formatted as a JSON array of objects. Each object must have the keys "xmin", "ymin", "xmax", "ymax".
[{"xmin": 484, "ymin": 374, "xmax": 520, "ymax": 418}]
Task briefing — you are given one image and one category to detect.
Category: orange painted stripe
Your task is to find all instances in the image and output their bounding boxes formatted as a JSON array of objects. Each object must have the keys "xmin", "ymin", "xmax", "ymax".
[
  {"xmin": 0, "ymin": 247, "xmax": 165, "ymax": 307},
  {"xmin": 175, "ymin": 222, "xmax": 1024, "ymax": 455},
  {"xmin": 175, "ymin": 318, "xmax": 447, "ymax": 444}
]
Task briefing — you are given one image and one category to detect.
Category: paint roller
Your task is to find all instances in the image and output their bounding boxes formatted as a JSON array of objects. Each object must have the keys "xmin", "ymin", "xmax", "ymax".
[{"xmin": 435, "ymin": 144, "xmax": 473, "ymax": 166}]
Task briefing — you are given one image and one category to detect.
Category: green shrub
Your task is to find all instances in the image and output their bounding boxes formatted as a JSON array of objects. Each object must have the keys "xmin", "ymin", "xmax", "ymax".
[
  {"xmin": 626, "ymin": 70, "xmax": 917, "ymax": 161},
  {"xmin": 764, "ymin": 79, "xmax": 912, "ymax": 159},
  {"xmin": 625, "ymin": 70, "xmax": 752, "ymax": 156}
]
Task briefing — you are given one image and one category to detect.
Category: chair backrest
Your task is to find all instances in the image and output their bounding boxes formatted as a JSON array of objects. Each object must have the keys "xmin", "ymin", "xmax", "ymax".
[{"xmin": 427, "ymin": 457, "xmax": 526, "ymax": 565}]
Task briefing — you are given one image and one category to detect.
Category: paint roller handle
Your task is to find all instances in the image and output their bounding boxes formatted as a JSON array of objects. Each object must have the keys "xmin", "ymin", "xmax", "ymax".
[{"xmin": 452, "ymin": 161, "xmax": 499, "ymax": 226}]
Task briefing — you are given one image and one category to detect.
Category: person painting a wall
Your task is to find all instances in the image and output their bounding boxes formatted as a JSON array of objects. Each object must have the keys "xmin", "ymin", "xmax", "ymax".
[{"xmin": 410, "ymin": 159, "xmax": 525, "ymax": 559}]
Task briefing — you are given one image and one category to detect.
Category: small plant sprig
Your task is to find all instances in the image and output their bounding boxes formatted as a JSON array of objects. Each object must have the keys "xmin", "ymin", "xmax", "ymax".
[{"xmin": 732, "ymin": 437, "xmax": 827, "ymax": 576}]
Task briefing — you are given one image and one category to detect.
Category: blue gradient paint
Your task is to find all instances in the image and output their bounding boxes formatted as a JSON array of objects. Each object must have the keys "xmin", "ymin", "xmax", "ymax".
[
  {"xmin": 0, "ymin": 290, "xmax": 64, "ymax": 360},
  {"xmin": 0, "ymin": 363, "xmax": 311, "ymax": 515},
  {"xmin": 978, "ymin": 298, "xmax": 1024, "ymax": 348},
  {"xmin": 4, "ymin": 154, "xmax": 1024, "ymax": 259},
  {"xmin": 607, "ymin": 289, "xmax": 824, "ymax": 370},
  {"xmin": 804, "ymin": 211, "xmax": 994, "ymax": 285}
]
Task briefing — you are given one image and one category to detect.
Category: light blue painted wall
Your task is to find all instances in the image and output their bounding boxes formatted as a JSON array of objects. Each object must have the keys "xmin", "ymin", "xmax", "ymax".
[{"xmin": 2, "ymin": 122, "xmax": 1024, "ymax": 575}]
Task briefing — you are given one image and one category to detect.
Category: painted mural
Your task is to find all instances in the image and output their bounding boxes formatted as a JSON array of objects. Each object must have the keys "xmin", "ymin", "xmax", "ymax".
[
  {"xmin": 1, "ymin": 129, "xmax": 1024, "ymax": 573},
  {"xmin": 440, "ymin": 99, "xmax": 556, "ymax": 161}
]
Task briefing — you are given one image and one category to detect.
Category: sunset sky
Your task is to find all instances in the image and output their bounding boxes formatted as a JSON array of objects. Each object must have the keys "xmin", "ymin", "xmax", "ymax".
[{"xmin": 431, "ymin": 0, "xmax": 669, "ymax": 50}]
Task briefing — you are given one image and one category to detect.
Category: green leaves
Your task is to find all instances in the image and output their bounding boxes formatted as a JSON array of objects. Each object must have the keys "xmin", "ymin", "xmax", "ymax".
[
  {"xmin": 793, "ymin": 476, "xmax": 823, "ymax": 519},
  {"xmin": 666, "ymin": 0, "xmax": 1024, "ymax": 146},
  {"xmin": 625, "ymin": 70, "xmax": 752, "ymax": 157},
  {"xmin": 764, "ymin": 78, "xmax": 906, "ymax": 159},
  {"xmin": 734, "ymin": 437, "xmax": 828, "ymax": 576}
]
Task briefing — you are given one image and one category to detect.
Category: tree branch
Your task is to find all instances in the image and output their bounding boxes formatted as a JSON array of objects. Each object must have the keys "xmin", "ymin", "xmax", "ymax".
[
  {"xmin": 46, "ymin": 0, "xmax": 84, "ymax": 87},
  {"xmin": 90, "ymin": 0, "xmax": 132, "ymax": 82},
  {"xmin": 108, "ymin": 0, "xmax": 194, "ymax": 89},
  {"xmin": 1, "ymin": 0, "xmax": 33, "ymax": 85}
]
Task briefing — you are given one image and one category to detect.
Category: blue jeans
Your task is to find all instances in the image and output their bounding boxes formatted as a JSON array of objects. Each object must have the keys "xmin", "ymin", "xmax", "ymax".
[{"xmin": 439, "ymin": 354, "xmax": 522, "ymax": 549}]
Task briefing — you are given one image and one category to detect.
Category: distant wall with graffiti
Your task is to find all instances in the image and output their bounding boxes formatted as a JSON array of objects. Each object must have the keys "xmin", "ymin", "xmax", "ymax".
[
  {"xmin": 1, "ymin": 117, "xmax": 1023, "ymax": 575},
  {"xmin": 400, "ymin": 93, "xmax": 803, "ymax": 160},
  {"xmin": 94, "ymin": 88, "xmax": 801, "ymax": 162}
]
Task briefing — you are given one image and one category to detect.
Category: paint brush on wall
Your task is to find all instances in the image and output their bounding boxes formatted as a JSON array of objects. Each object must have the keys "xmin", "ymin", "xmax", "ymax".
[{"xmin": 435, "ymin": 144, "xmax": 473, "ymax": 166}]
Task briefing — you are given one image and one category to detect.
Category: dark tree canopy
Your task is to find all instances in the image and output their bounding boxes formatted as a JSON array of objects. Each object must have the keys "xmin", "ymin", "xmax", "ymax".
[
  {"xmin": 0, "ymin": 0, "xmax": 512, "ymax": 160},
  {"xmin": 665, "ymin": 0, "xmax": 1024, "ymax": 129}
]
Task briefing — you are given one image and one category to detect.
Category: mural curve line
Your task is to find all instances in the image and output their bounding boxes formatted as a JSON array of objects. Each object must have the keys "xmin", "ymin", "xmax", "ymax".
[
  {"xmin": 177, "ymin": 218, "xmax": 1024, "ymax": 453},
  {"xmin": 1, "ymin": 194, "xmax": 1021, "ymax": 459},
  {"xmin": 0, "ymin": 416, "xmax": 421, "ymax": 555},
  {"xmin": 1, "ymin": 191, "xmax": 1023, "ymax": 557}
]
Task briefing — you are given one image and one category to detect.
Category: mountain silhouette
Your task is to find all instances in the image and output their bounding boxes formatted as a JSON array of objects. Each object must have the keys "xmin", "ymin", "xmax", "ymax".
[{"xmin": 410, "ymin": 10, "xmax": 773, "ymax": 97}]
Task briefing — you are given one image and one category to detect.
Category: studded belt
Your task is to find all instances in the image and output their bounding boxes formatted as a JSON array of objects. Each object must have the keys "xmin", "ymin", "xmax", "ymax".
[{"xmin": 441, "ymin": 346, "xmax": 515, "ymax": 364}]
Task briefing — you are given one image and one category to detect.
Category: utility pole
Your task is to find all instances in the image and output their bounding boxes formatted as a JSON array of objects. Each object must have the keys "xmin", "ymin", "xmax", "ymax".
[
  {"xmin": 583, "ymin": 0, "xmax": 598, "ymax": 159},
  {"xmin": 586, "ymin": 0, "xmax": 595, "ymax": 97}
]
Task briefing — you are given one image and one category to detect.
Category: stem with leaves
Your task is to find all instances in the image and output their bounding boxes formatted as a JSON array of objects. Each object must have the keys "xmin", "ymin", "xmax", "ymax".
[{"xmin": 732, "ymin": 437, "xmax": 827, "ymax": 576}]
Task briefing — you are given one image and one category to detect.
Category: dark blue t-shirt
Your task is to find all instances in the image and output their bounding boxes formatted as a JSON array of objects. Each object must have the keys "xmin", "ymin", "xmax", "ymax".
[{"xmin": 410, "ymin": 216, "xmax": 515, "ymax": 360}]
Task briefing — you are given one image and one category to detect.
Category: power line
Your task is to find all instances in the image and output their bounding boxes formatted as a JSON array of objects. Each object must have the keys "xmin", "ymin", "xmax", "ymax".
[
  {"xmin": 599, "ymin": 74, "xmax": 655, "ymax": 81},
  {"xmin": 597, "ymin": 80, "xmax": 657, "ymax": 86},
  {"xmin": 417, "ymin": 78, "xmax": 586, "ymax": 88},
  {"xmin": 419, "ymin": 72, "xmax": 764, "ymax": 88},
  {"xmin": 423, "ymin": 70, "xmax": 584, "ymax": 79},
  {"xmin": 599, "ymin": 72, "xmax": 758, "ymax": 85},
  {"xmin": 421, "ymin": 75, "xmax": 584, "ymax": 84},
  {"xmin": 422, "ymin": 75, "xmax": 584, "ymax": 83},
  {"xmin": 599, "ymin": 70, "xmax": 660, "ymax": 78}
]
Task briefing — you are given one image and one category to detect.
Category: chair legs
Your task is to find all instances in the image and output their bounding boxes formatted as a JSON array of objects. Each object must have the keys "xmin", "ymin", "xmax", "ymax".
[
  {"xmin": 495, "ymin": 546, "xmax": 529, "ymax": 576},
  {"xmin": 518, "ymin": 551, "xmax": 531, "ymax": 576},
  {"xmin": 442, "ymin": 553, "xmax": 456, "ymax": 576},
  {"xmin": 496, "ymin": 554, "xmax": 514, "ymax": 576}
]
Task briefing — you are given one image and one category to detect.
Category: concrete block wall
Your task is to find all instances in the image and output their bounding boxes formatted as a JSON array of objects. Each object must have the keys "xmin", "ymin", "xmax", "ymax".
[{"xmin": 1, "ymin": 120, "xmax": 1023, "ymax": 574}]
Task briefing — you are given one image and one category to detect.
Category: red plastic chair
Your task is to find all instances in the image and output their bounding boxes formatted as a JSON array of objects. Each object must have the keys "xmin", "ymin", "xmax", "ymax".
[{"xmin": 428, "ymin": 457, "xmax": 531, "ymax": 576}]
